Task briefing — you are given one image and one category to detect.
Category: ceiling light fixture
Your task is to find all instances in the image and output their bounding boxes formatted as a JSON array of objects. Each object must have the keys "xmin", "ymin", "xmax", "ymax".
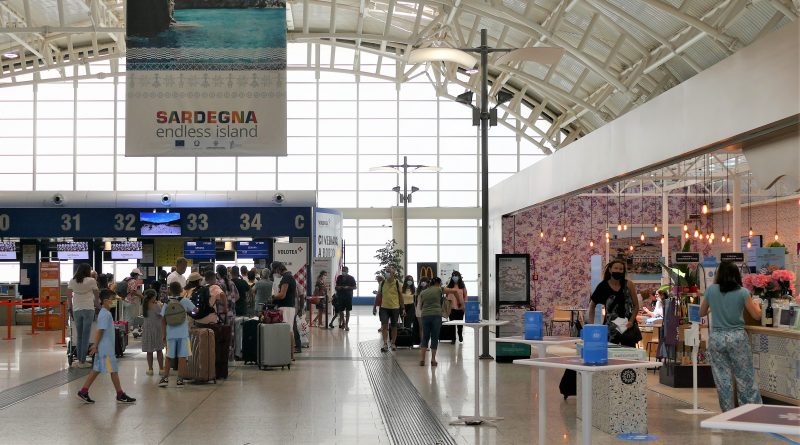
[{"xmin": 3, "ymin": 52, "xmax": 18, "ymax": 59}]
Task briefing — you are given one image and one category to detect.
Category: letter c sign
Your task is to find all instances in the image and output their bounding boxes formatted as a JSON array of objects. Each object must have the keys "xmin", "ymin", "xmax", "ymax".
[{"xmin": 295, "ymin": 215, "xmax": 305, "ymax": 230}]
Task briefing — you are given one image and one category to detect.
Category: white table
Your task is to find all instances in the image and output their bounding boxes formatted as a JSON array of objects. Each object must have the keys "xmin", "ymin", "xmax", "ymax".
[
  {"xmin": 443, "ymin": 320, "xmax": 508, "ymax": 427},
  {"xmin": 491, "ymin": 336, "xmax": 579, "ymax": 445},
  {"xmin": 700, "ymin": 404, "xmax": 800, "ymax": 436},
  {"xmin": 514, "ymin": 356, "xmax": 661, "ymax": 445}
]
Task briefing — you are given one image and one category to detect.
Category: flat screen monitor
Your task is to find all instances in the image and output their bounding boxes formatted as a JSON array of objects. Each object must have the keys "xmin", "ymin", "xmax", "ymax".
[
  {"xmin": 111, "ymin": 241, "xmax": 143, "ymax": 260},
  {"xmin": 236, "ymin": 241, "xmax": 269, "ymax": 259},
  {"xmin": 140, "ymin": 212, "xmax": 181, "ymax": 236},
  {"xmin": 57, "ymin": 241, "xmax": 89, "ymax": 260},
  {"xmin": 0, "ymin": 241, "xmax": 16, "ymax": 260},
  {"xmin": 184, "ymin": 241, "xmax": 215, "ymax": 260}
]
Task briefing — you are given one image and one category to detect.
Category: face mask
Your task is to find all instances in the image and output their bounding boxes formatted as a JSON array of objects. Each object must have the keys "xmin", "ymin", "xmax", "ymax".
[
  {"xmin": 420, "ymin": 282, "xmax": 428, "ymax": 289},
  {"xmin": 452, "ymin": 276, "xmax": 460, "ymax": 282},
  {"xmin": 405, "ymin": 280, "xmax": 413, "ymax": 286},
  {"xmin": 611, "ymin": 272, "xmax": 625, "ymax": 281}
]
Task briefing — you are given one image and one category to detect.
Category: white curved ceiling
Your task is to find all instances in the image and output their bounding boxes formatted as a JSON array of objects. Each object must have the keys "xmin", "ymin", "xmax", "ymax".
[{"xmin": 0, "ymin": 0, "xmax": 796, "ymax": 153}]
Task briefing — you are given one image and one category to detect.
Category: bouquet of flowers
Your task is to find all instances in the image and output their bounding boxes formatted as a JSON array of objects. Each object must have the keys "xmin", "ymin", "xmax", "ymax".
[
  {"xmin": 744, "ymin": 270, "xmax": 797, "ymax": 301},
  {"xmin": 770, "ymin": 269, "xmax": 797, "ymax": 299}
]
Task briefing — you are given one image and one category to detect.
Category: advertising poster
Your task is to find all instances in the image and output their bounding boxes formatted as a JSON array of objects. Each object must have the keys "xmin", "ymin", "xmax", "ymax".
[
  {"xmin": 439, "ymin": 263, "xmax": 459, "ymax": 283},
  {"xmin": 39, "ymin": 262, "xmax": 61, "ymax": 303},
  {"xmin": 274, "ymin": 242, "xmax": 309, "ymax": 294},
  {"xmin": 417, "ymin": 263, "xmax": 437, "ymax": 282},
  {"xmin": 756, "ymin": 247, "xmax": 786, "ymax": 271},
  {"xmin": 741, "ymin": 235, "xmax": 762, "ymax": 270},
  {"xmin": 125, "ymin": 1, "xmax": 287, "ymax": 156},
  {"xmin": 608, "ymin": 226, "xmax": 680, "ymax": 282},
  {"xmin": 496, "ymin": 254, "xmax": 530, "ymax": 303}
]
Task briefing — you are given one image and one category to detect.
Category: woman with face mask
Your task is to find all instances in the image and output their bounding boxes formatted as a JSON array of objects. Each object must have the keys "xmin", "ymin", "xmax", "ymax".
[
  {"xmin": 588, "ymin": 260, "xmax": 641, "ymax": 347},
  {"xmin": 401, "ymin": 275, "xmax": 416, "ymax": 329},
  {"xmin": 446, "ymin": 271, "xmax": 468, "ymax": 344}
]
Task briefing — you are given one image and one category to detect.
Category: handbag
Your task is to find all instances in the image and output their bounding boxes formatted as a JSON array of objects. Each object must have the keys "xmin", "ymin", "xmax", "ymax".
[
  {"xmin": 261, "ymin": 308, "xmax": 283, "ymax": 324},
  {"xmin": 441, "ymin": 291, "xmax": 452, "ymax": 318}
]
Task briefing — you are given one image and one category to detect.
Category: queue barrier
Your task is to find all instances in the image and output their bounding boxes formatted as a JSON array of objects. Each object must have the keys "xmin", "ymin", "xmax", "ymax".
[{"xmin": 0, "ymin": 300, "xmax": 67, "ymax": 345}]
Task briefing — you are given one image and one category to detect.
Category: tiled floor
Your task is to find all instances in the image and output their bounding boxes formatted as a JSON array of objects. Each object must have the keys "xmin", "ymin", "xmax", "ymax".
[{"xmin": 0, "ymin": 308, "xmax": 796, "ymax": 444}]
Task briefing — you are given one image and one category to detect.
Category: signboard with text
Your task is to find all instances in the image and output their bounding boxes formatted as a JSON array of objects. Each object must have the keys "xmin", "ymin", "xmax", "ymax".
[{"xmin": 125, "ymin": 3, "xmax": 286, "ymax": 156}]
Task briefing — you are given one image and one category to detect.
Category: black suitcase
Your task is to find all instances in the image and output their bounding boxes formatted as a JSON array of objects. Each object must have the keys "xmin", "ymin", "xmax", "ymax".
[
  {"xmin": 440, "ymin": 324, "xmax": 455, "ymax": 342},
  {"xmin": 204, "ymin": 324, "xmax": 231, "ymax": 379},
  {"xmin": 241, "ymin": 319, "xmax": 259, "ymax": 364},
  {"xmin": 559, "ymin": 369, "xmax": 577, "ymax": 399},
  {"xmin": 114, "ymin": 325, "xmax": 126, "ymax": 358},
  {"xmin": 395, "ymin": 327, "xmax": 415, "ymax": 348}
]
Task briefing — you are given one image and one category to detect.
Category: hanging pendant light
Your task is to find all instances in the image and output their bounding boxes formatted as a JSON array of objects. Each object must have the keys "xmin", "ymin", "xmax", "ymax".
[
  {"xmin": 694, "ymin": 226, "xmax": 700, "ymax": 238},
  {"xmin": 562, "ymin": 234, "xmax": 568, "ymax": 242},
  {"xmin": 653, "ymin": 223, "xmax": 659, "ymax": 233},
  {"xmin": 774, "ymin": 189, "xmax": 779, "ymax": 241},
  {"xmin": 685, "ymin": 232, "xmax": 690, "ymax": 240},
  {"xmin": 725, "ymin": 199, "xmax": 731, "ymax": 212},
  {"xmin": 660, "ymin": 234, "xmax": 665, "ymax": 244},
  {"xmin": 747, "ymin": 238, "xmax": 752, "ymax": 249},
  {"xmin": 561, "ymin": 199, "xmax": 567, "ymax": 243},
  {"xmin": 629, "ymin": 244, "xmax": 634, "ymax": 251},
  {"xmin": 640, "ymin": 232, "xmax": 645, "ymax": 242},
  {"xmin": 683, "ymin": 222, "xmax": 688, "ymax": 232},
  {"xmin": 589, "ymin": 240, "xmax": 594, "ymax": 247},
  {"xmin": 539, "ymin": 206, "xmax": 544, "ymax": 238},
  {"xmin": 701, "ymin": 201, "xmax": 709, "ymax": 214}
]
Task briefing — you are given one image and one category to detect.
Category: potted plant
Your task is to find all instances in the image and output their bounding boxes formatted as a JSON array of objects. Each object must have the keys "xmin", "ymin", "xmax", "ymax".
[{"xmin": 374, "ymin": 239, "xmax": 404, "ymax": 277}]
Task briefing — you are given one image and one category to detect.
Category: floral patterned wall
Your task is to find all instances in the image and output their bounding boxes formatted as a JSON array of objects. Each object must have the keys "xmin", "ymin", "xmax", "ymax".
[{"xmin": 501, "ymin": 193, "xmax": 799, "ymax": 334}]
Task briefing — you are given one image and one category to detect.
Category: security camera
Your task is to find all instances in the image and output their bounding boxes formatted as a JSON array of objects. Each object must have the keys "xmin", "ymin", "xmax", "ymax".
[
  {"xmin": 52, "ymin": 193, "xmax": 65, "ymax": 206},
  {"xmin": 273, "ymin": 192, "xmax": 286, "ymax": 204},
  {"xmin": 160, "ymin": 194, "xmax": 172, "ymax": 206}
]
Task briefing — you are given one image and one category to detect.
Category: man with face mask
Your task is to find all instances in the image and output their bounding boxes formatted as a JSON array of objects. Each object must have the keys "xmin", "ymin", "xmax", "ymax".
[
  {"xmin": 372, "ymin": 267, "xmax": 404, "ymax": 352},
  {"xmin": 331, "ymin": 266, "xmax": 357, "ymax": 330}
]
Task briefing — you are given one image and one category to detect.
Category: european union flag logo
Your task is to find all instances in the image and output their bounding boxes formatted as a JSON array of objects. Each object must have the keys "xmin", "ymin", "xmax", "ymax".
[{"xmin": 175, "ymin": 140, "xmax": 185, "ymax": 147}]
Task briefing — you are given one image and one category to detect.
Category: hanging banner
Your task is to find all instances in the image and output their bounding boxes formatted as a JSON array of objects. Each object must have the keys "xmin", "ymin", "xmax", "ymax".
[
  {"xmin": 125, "ymin": 1, "xmax": 287, "ymax": 157},
  {"xmin": 274, "ymin": 242, "xmax": 309, "ymax": 294}
]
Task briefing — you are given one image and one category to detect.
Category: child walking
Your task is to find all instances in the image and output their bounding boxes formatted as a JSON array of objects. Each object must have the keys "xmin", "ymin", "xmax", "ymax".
[
  {"xmin": 159, "ymin": 282, "xmax": 196, "ymax": 388},
  {"xmin": 141, "ymin": 289, "xmax": 165, "ymax": 376},
  {"xmin": 76, "ymin": 289, "xmax": 136, "ymax": 404}
]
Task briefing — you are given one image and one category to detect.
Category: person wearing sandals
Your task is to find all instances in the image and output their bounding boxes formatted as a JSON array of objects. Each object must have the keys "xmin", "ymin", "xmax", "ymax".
[{"xmin": 417, "ymin": 277, "xmax": 461, "ymax": 366}]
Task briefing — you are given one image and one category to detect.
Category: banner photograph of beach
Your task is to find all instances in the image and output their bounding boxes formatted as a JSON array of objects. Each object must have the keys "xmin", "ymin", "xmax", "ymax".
[
  {"xmin": 141, "ymin": 212, "xmax": 182, "ymax": 236},
  {"xmin": 125, "ymin": 0, "xmax": 287, "ymax": 157},
  {"xmin": 126, "ymin": 1, "xmax": 286, "ymax": 71}
]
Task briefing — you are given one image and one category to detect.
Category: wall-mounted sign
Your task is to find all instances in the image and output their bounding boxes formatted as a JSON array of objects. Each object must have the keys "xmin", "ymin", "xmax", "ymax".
[
  {"xmin": 720, "ymin": 252, "xmax": 745, "ymax": 263},
  {"xmin": 674, "ymin": 252, "xmax": 701, "ymax": 264}
]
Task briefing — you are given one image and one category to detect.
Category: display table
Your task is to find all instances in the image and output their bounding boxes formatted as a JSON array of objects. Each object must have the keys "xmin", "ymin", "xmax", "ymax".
[
  {"xmin": 745, "ymin": 326, "xmax": 800, "ymax": 406},
  {"xmin": 514, "ymin": 357, "xmax": 662, "ymax": 445},
  {"xmin": 700, "ymin": 404, "xmax": 800, "ymax": 435},
  {"xmin": 443, "ymin": 320, "xmax": 508, "ymax": 427},
  {"xmin": 492, "ymin": 336, "xmax": 579, "ymax": 444}
]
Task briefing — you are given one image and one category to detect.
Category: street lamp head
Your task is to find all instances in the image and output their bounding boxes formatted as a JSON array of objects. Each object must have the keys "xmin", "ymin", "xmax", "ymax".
[
  {"xmin": 407, "ymin": 47, "xmax": 478, "ymax": 69},
  {"xmin": 410, "ymin": 186, "xmax": 419, "ymax": 193},
  {"xmin": 496, "ymin": 90, "xmax": 514, "ymax": 107},
  {"xmin": 391, "ymin": 186, "xmax": 401, "ymax": 193},
  {"xmin": 455, "ymin": 90, "xmax": 474, "ymax": 107}
]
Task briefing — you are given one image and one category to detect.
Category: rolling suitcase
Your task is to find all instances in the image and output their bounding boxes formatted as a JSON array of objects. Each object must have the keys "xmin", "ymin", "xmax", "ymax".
[
  {"xmin": 241, "ymin": 319, "xmax": 260, "ymax": 364},
  {"xmin": 114, "ymin": 324, "xmax": 127, "ymax": 357},
  {"xmin": 234, "ymin": 316, "xmax": 247, "ymax": 360},
  {"xmin": 440, "ymin": 323, "xmax": 455, "ymax": 342},
  {"xmin": 394, "ymin": 327, "xmax": 415, "ymax": 348},
  {"xmin": 205, "ymin": 323, "xmax": 232, "ymax": 379},
  {"xmin": 188, "ymin": 328, "xmax": 216, "ymax": 383},
  {"xmin": 257, "ymin": 323, "xmax": 291, "ymax": 370}
]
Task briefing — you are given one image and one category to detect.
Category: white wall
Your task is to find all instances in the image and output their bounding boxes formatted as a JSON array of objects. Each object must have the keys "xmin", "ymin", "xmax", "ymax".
[{"xmin": 489, "ymin": 20, "xmax": 799, "ymax": 218}]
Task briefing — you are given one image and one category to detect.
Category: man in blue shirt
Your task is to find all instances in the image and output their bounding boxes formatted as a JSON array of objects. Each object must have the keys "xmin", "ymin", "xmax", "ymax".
[
  {"xmin": 159, "ymin": 282, "xmax": 197, "ymax": 387},
  {"xmin": 76, "ymin": 289, "xmax": 136, "ymax": 404}
]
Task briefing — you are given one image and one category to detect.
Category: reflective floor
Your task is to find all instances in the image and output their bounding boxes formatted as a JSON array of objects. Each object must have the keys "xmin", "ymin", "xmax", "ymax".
[{"xmin": 0, "ymin": 308, "xmax": 795, "ymax": 445}]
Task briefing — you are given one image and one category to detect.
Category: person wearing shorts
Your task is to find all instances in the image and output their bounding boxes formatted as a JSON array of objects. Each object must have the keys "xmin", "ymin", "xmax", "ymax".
[
  {"xmin": 159, "ymin": 282, "xmax": 196, "ymax": 388},
  {"xmin": 76, "ymin": 289, "xmax": 136, "ymax": 404},
  {"xmin": 271, "ymin": 262, "xmax": 298, "ymax": 360},
  {"xmin": 373, "ymin": 267, "xmax": 405, "ymax": 352}
]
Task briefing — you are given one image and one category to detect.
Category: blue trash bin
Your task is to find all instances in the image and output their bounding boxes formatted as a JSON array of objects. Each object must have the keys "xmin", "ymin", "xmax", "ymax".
[
  {"xmin": 465, "ymin": 301, "xmax": 480, "ymax": 323},
  {"xmin": 582, "ymin": 324, "xmax": 608, "ymax": 365},
  {"xmin": 524, "ymin": 311, "xmax": 543, "ymax": 340}
]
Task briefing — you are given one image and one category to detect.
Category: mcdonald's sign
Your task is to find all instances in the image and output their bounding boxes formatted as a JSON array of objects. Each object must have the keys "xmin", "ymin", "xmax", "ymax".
[{"xmin": 417, "ymin": 262, "xmax": 437, "ymax": 281}]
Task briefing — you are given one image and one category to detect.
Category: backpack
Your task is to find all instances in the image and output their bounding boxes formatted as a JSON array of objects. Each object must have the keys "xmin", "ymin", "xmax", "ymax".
[
  {"xmin": 164, "ymin": 298, "xmax": 187, "ymax": 326},
  {"xmin": 115, "ymin": 277, "xmax": 131, "ymax": 297},
  {"xmin": 190, "ymin": 286, "xmax": 215, "ymax": 320}
]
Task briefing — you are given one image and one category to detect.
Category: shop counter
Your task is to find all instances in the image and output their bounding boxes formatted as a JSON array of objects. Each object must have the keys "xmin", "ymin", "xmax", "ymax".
[{"xmin": 745, "ymin": 325, "xmax": 800, "ymax": 406}]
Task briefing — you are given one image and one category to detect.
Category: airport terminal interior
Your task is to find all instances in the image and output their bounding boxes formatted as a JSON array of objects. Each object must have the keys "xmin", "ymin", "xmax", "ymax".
[{"xmin": 0, "ymin": 1, "xmax": 799, "ymax": 444}]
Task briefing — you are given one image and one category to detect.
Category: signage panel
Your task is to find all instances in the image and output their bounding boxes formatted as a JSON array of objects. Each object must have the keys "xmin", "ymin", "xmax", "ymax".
[{"xmin": 184, "ymin": 241, "xmax": 216, "ymax": 260}]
